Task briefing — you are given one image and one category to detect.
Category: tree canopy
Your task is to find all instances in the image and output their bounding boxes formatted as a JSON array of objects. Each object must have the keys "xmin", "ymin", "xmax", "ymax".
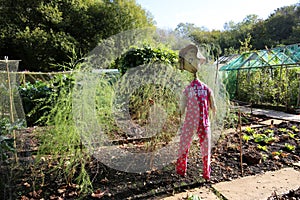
[
  {"xmin": 1, "ymin": 1, "xmax": 299, "ymax": 71},
  {"xmin": 0, "ymin": 0, "xmax": 154, "ymax": 71}
]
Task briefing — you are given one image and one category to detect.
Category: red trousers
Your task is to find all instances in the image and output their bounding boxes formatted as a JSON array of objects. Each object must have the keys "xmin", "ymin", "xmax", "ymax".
[{"xmin": 176, "ymin": 125, "xmax": 211, "ymax": 180}]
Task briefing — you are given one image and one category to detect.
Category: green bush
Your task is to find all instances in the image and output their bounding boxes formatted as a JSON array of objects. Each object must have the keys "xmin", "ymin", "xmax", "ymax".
[{"xmin": 112, "ymin": 44, "xmax": 178, "ymax": 75}]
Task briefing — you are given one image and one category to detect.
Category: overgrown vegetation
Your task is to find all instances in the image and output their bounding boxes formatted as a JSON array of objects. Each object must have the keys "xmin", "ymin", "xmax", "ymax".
[
  {"xmin": 17, "ymin": 44, "xmax": 184, "ymax": 196},
  {"xmin": 224, "ymin": 67, "xmax": 300, "ymax": 109},
  {"xmin": 34, "ymin": 70, "xmax": 93, "ymax": 195}
]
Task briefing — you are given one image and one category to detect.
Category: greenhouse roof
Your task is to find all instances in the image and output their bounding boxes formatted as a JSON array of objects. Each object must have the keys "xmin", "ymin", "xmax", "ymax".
[{"xmin": 219, "ymin": 43, "xmax": 300, "ymax": 71}]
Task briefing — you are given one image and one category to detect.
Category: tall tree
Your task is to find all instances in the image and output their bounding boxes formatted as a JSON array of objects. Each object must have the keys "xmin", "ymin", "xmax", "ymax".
[
  {"xmin": 174, "ymin": 23, "xmax": 200, "ymax": 38},
  {"xmin": 265, "ymin": 5, "xmax": 297, "ymax": 46},
  {"xmin": 190, "ymin": 30, "xmax": 222, "ymax": 61},
  {"xmin": 251, "ymin": 4, "xmax": 299, "ymax": 49},
  {"xmin": 287, "ymin": 3, "xmax": 300, "ymax": 44}
]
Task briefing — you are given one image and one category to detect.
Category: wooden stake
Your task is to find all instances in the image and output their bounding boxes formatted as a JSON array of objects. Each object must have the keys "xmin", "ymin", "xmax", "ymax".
[
  {"xmin": 297, "ymin": 72, "xmax": 300, "ymax": 108},
  {"xmin": 238, "ymin": 109, "xmax": 244, "ymax": 176}
]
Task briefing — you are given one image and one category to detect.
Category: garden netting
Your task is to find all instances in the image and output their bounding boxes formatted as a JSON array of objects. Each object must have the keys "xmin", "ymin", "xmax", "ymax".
[
  {"xmin": 0, "ymin": 60, "xmax": 26, "ymax": 125},
  {"xmin": 219, "ymin": 43, "xmax": 300, "ymax": 71},
  {"xmin": 218, "ymin": 43, "xmax": 300, "ymax": 109}
]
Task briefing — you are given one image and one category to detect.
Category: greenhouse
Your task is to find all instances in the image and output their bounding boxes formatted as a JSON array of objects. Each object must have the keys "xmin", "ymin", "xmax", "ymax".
[{"xmin": 219, "ymin": 43, "xmax": 300, "ymax": 112}]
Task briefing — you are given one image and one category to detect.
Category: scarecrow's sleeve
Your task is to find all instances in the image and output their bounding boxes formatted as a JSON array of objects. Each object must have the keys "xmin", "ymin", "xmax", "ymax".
[
  {"xmin": 209, "ymin": 89, "xmax": 217, "ymax": 114},
  {"xmin": 180, "ymin": 88, "xmax": 188, "ymax": 116}
]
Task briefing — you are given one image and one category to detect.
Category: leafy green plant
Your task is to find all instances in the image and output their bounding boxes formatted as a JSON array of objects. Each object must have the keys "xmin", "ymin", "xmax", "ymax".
[
  {"xmin": 264, "ymin": 129, "xmax": 274, "ymax": 135},
  {"xmin": 279, "ymin": 127, "xmax": 296, "ymax": 139},
  {"xmin": 245, "ymin": 126, "xmax": 256, "ymax": 134},
  {"xmin": 291, "ymin": 125, "xmax": 299, "ymax": 132},
  {"xmin": 0, "ymin": 118, "xmax": 25, "ymax": 160},
  {"xmin": 0, "ymin": 118, "xmax": 10, "ymax": 135},
  {"xmin": 278, "ymin": 128, "xmax": 288, "ymax": 133},
  {"xmin": 19, "ymin": 73, "xmax": 75, "ymax": 126},
  {"xmin": 257, "ymin": 144, "xmax": 268, "ymax": 152},
  {"xmin": 252, "ymin": 129, "xmax": 276, "ymax": 144},
  {"xmin": 0, "ymin": 134, "xmax": 14, "ymax": 160},
  {"xmin": 261, "ymin": 153, "xmax": 269, "ymax": 161},
  {"xmin": 223, "ymin": 110, "xmax": 238, "ymax": 128},
  {"xmin": 284, "ymin": 143, "xmax": 296, "ymax": 151},
  {"xmin": 19, "ymin": 80, "xmax": 53, "ymax": 126},
  {"xmin": 288, "ymin": 132, "xmax": 296, "ymax": 139},
  {"xmin": 187, "ymin": 194, "xmax": 202, "ymax": 200},
  {"xmin": 272, "ymin": 151, "xmax": 282, "ymax": 156},
  {"xmin": 253, "ymin": 133, "xmax": 268, "ymax": 143},
  {"xmin": 242, "ymin": 134, "xmax": 252, "ymax": 142}
]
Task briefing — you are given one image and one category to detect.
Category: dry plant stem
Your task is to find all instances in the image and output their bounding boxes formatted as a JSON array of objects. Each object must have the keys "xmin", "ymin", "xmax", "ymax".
[
  {"xmin": 5, "ymin": 60, "xmax": 18, "ymax": 162},
  {"xmin": 238, "ymin": 110, "xmax": 244, "ymax": 176}
]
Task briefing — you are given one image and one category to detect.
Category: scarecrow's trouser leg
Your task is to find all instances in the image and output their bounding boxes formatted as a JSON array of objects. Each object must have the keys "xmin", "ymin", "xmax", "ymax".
[
  {"xmin": 198, "ymin": 126, "xmax": 211, "ymax": 180},
  {"xmin": 176, "ymin": 126, "xmax": 194, "ymax": 176}
]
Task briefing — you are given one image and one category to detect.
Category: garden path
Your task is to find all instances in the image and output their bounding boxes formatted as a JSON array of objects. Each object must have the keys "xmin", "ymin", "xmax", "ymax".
[
  {"xmin": 160, "ymin": 167, "xmax": 300, "ymax": 200},
  {"xmin": 235, "ymin": 105, "xmax": 300, "ymax": 123},
  {"xmin": 160, "ymin": 108, "xmax": 300, "ymax": 200}
]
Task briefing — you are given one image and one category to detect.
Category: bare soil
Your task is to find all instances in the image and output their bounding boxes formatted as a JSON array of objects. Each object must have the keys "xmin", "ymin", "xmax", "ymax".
[{"xmin": 1, "ymin": 112, "xmax": 299, "ymax": 200}]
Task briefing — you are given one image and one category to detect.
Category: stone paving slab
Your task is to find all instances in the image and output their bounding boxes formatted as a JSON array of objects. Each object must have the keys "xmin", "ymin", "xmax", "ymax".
[
  {"xmin": 259, "ymin": 119, "xmax": 284, "ymax": 125},
  {"xmin": 160, "ymin": 187, "xmax": 219, "ymax": 200},
  {"xmin": 236, "ymin": 106, "xmax": 300, "ymax": 122},
  {"xmin": 212, "ymin": 167, "xmax": 300, "ymax": 200},
  {"xmin": 293, "ymin": 161, "xmax": 300, "ymax": 167}
]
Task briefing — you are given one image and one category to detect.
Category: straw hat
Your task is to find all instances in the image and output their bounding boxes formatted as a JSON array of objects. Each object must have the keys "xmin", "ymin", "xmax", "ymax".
[{"xmin": 179, "ymin": 44, "xmax": 206, "ymax": 74}]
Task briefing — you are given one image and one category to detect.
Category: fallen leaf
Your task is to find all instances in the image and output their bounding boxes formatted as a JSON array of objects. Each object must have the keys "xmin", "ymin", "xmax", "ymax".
[
  {"xmin": 23, "ymin": 182, "xmax": 30, "ymax": 188},
  {"xmin": 20, "ymin": 196, "xmax": 29, "ymax": 200},
  {"xmin": 58, "ymin": 188, "xmax": 66, "ymax": 194},
  {"xmin": 91, "ymin": 189, "xmax": 106, "ymax": 198},
  {"xmin": 273, "ymin": 155, "xmax": 280, "ymax": 160},
  {"xmin": 68, "ymin": 191, "xmax": 77, "ymax": 197},
  {"xmin": 100, "ymin": 177, "xmax": 109, "ymax": 183}
]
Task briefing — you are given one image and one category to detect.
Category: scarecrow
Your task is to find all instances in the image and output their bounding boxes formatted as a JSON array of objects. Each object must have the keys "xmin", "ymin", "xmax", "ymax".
[{"xmin": 176, "ymin": 44, "xmax": 216, "ymax": 180}]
